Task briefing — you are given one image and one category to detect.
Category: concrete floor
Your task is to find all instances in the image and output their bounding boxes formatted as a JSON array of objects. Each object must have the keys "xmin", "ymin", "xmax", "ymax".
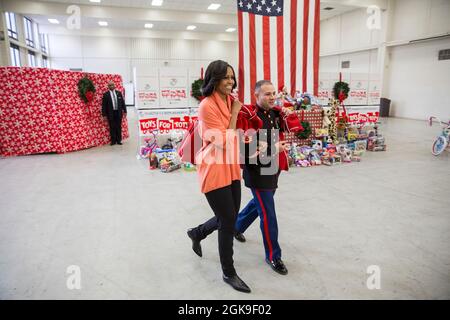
[{"xmin": 0, "ymin": 110, "xmax": 449, "ymax": 300}]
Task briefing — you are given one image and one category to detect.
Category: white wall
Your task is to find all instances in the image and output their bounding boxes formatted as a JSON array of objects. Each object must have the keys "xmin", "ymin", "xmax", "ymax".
[
  {"xmin": 389, "ymin": 0, "xmax": 450, "ymax": 42},
  {"xmin": 319, "ymin": 8, "xmax": 384, "ymax": 87},
  {"xmin": 386, "ymin": 38, "xmax": 450, "ymax": 120},
  {"xmin": 320, "ymin": 8, "xmax": 383, "ymax": 55},
  {"xmin": 320, "ymin": 50, "xmax": 379, "ymax": 74},
  {"xmin": 48, "ymin": 34, "xmax": 238, "ymax": 84},
  {"xmin": 384, "ymin": 0, "xmax": 450, "ymax": 120},
  {"xmin": 319, "ymin": 0, "xmax": 450, "ymax": 119}
]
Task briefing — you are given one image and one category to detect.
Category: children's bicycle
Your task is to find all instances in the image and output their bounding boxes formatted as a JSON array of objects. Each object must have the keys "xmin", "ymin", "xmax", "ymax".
[{"xmin": 429, "ymin": 116, "xmax": 450, "ymax": 156}]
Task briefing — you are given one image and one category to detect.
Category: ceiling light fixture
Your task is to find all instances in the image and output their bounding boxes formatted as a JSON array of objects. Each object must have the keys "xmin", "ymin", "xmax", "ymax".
[
  {"xmin": 186, "ymin": 25, "xmax": 197, "ymax": 30},
  {"xmin": 98, "ymin": 21, "xmax": 108, "ymax": 26},
  {"xmin": 152, "ymin": 0, "xmax": 163, "ymax": 6},
  {"xmin": 48, "ymin": 19, "xmax": 59, "ymax": 24},
  {"xmin": 208, "ymin": 4, "xmax": 221, "ymax": 10},
  {"xmin": 225, "ymin": 28, "xmax": 236, "ymax": 32},
  {"xmin": 89, "ymin": 0, "xmax": 101, "ymax": 3},
  {"xmin": 145, "ymin": 23, "xmax": 154, "ymax": 29}
]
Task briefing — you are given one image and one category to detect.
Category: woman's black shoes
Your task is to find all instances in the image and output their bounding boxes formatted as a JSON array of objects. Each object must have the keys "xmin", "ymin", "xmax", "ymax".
[
  {"xmin": 234, "ymin": 232, "xmax": 246, "ymax": 243},
  {"xmin": 223, "ymin": 274, "xmax": 251, "ymax": 293},
  {"xmin": 187, "ymin": 228, "xmax": 202, "ymax": 257}
]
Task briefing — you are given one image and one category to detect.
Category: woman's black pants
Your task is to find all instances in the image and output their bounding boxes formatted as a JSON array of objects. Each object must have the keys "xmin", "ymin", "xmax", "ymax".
[{"xmin": 190, "ymin": 180, "xmax": 241, "ymax": 277}]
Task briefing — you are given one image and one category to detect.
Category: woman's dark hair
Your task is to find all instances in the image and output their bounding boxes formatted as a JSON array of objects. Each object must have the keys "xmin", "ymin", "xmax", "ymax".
[{"xmin": 201, "ymin": 60, "xmax": 237, "ymax": 97}]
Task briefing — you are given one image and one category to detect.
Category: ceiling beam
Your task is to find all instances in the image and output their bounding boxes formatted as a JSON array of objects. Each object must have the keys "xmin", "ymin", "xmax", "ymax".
[{"xmin": 1, "ymin": 0, "xmax": 238, "ymax": 26}]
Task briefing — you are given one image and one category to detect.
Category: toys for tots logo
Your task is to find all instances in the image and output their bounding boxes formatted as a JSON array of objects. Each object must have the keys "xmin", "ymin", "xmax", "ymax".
[{"xmin": 139, "ymin": 118, "xmax": 157, "ymax": 134}]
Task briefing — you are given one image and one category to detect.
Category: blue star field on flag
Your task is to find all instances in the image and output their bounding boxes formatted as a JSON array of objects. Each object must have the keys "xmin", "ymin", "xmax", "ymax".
[{"xmin": 237, "ymin": 0, "xmax": 284, "ymax": 17}]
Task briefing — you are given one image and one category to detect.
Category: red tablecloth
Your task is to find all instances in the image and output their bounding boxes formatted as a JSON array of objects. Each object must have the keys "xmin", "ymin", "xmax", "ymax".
[{"xmin": 0, "ymin": 67, "xmax": 129, "ymax": 157}]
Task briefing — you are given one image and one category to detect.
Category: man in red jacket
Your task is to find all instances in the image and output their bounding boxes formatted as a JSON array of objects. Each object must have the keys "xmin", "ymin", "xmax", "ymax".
[{"xmin": 235, "ymin": 80, "xmax": 300, "ymax": 275}]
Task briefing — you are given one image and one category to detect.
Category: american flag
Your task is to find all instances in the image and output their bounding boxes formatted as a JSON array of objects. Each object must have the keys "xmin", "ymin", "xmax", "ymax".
[{"xmin": 237, "ymin": 0, "xmax": 320, "ymax": 104}]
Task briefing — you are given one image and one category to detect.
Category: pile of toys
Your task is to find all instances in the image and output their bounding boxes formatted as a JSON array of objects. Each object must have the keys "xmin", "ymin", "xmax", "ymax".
[
  {"xmin": 288, "ymin": 122, "xmax": 386, "ymax": 167},
  {"xmin": 138, "ymin": 131, "xmax": 186, "ymax": 173},
  {"xmin": 288, "ymin": 139, "xmax": 359, "ymax": 167}
]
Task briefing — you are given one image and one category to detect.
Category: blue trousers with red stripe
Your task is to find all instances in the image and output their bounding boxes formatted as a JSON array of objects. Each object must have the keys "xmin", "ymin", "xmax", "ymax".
[{"xmin": 235, "ymin": 189, "xmax": 281, "ymax": 262}]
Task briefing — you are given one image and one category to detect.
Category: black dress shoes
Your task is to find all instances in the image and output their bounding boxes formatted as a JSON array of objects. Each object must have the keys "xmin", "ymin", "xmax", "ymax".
[
  {"xmin": 110, "ymin": 142, "xmax": 116, "ymax": 146},
  {"xmin": 266, "ymin": 258, "xmax": 288, "ymax": 275},
  {"xmin": 187, "ymin": 228, "xmax": 202, "ymax": 257},
  {"xmin": 234, "ymin": 232, "xmax": 246, "ymax": 243},
  {"xmin": 117, "ymin": 142, "xmax": 123, "ymax": 145},
  {"xmin": 223, "ymin": 274, "xmax": 251, "ymax": 293}
]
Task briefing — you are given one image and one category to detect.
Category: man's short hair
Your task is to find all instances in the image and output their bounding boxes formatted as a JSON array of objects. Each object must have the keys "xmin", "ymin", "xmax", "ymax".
[{"xmin": 254, "ymin": 80, "xmax": 273, "ymax": 94}]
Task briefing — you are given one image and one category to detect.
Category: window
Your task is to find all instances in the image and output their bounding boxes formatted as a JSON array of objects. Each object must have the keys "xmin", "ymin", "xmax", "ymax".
[
  {"xmin": 42, "ymin": 56, "xmax": 48, "ymax": 68},
  {"xmin": 24, "ymin": 17, "xmax": 35, "ymax": 47},
  {"xmin": 28, "ymin": 51, "xmax": 36, "ymax": 67},
  {"xmin": 5, "ymin": 12, "xmax": 18, "ymax": 40},
  {"xmin": 40, "ymin": 34, "xmax": 48, "ymax": 53},
  {"xmin": 10, "ymin": 44, "xmax": 21, "ymax": 67},
  {"xmin": 438, "ymin": 49, "xmax": 450, "ymax": 61}
]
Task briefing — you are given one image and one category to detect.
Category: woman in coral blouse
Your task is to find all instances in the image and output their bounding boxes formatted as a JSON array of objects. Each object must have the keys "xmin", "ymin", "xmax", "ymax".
[{"xmin": 186, "ymin": 60, "xmax": 251, "ymax": 293}]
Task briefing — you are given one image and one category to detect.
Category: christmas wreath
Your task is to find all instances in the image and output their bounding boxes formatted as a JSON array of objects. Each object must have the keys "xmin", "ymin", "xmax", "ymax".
[
  {"xmin": 191, "ymin": 78, "xmax": 204, "ymax": 102},
  {"xmin": 333, "ymin": 81, "xmax": 350, "ymax": 101},
  {"xmin": 78, "ymin": 76, "xmax": 96, "ymax": 103},
  {"xmin": 296, "ymin": 121, "xmax": 312, "ymax": 140}
]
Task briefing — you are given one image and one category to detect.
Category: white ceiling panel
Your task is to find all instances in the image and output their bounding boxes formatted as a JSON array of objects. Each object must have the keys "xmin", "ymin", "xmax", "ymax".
[
  {"xmin": 33, "ymin": 0, "xmax": 358, "ymax": 18},
  {"xmin": 24, "ymin": 1, "xmax": 359, "ymax": 34}
]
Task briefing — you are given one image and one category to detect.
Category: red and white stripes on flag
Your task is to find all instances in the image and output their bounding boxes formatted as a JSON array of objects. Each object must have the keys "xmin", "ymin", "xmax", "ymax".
[{"xmin": 237, "ymin": 0, "xmax": 320, "ymax": 105}]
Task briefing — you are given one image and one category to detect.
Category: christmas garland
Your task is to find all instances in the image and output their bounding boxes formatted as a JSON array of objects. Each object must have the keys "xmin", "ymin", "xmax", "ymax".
[
  {"xmin": 78, "ymin": 76, "xmax": 96, "ymax": 103},
  {"xmin": 296, "ymin": 121, "xmax": 312, "ymax": 140},
  {"xmin": 191, "ymin": 79, "xmax": 204, "ymax": 102},
  {"xmin": 333, "ymin": 81, "xmax": 350, "ymax": 101}
]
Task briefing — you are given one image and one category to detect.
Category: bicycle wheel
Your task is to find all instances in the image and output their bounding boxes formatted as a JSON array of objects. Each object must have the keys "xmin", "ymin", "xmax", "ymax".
[{"xmin": 432, "ymin": 136, "xmax": 448, "ymax": 156}]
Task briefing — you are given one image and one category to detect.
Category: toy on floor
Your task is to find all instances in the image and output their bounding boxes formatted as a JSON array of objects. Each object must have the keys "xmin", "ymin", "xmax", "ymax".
[
  {"xmin": 308, "ymin": 150, "xmax": 322, "ymax": 166},
  {"xmin": 183, "ymin": 162, "xmax": 196, "ymax": 172},
  {"xmin": 154, "ymin": 148, "xmax": 182, "ymax": 173},
  {"xmin": 367, "ymin": 123, "xmax": 387, "ymax": 152},
  {"xmin": 289, "ymin": 143, "xmax": 310, "ymax": 167},
  {"xmin": 337, "ymin": 144, "xmax": 352, "ymax": 163},
  {"xmin": 429, "ymin": 116, "xmax": 450, "ymax": 156},
  {"xmin": 140, "ymin": 131, "xmax": 159, "ymax": 159},
  {"xmin": 149, "ymin": 153, "xmax": 158, "ymax": 170}
]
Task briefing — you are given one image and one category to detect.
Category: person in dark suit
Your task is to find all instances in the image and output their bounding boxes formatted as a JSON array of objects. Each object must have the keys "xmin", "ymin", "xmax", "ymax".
[{"xmin": 102, "ymin": 81, "xmax": 127, "ymax": 145}]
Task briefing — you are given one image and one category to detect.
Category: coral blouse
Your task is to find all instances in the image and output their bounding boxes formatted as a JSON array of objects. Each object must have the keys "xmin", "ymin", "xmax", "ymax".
[{"xmin": 195, "ymin": 92, "xmax": 241, "ymax": 194}]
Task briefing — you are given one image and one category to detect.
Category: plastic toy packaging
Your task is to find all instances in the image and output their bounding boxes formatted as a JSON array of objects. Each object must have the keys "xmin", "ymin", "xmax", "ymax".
[
  {"xmin": 336, "ymin": 144, "xmax": 352, "ymax": 163},
  {"xmin": 308, "ymin": 150, "xmax": 322, "ymax": 166},
  {"xmin": 149, "ymin": 153, "xmax": 158, "ymax": 170},
  {"xmin": 154, "ymin": 148, "xmax": 182, "ymax": 173}
]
